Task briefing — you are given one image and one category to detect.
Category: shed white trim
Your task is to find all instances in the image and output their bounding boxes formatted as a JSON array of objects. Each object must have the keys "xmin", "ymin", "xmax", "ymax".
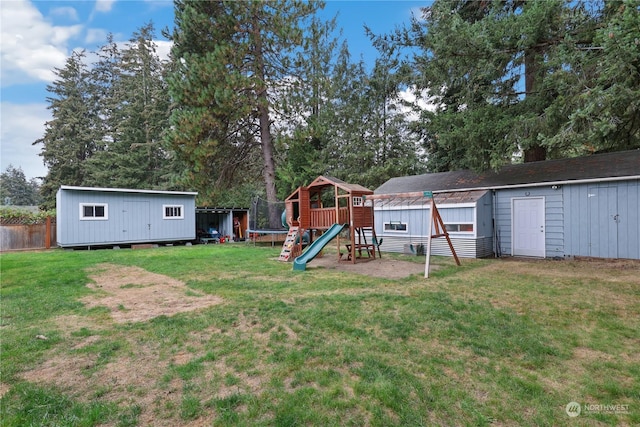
[
  {"xmin": 424, "ymin": 175, "xmax": 640, "ymax": 194},
  {"xmin": 60, "ymin": 185, "xmax": 197, "ymax": 196}
]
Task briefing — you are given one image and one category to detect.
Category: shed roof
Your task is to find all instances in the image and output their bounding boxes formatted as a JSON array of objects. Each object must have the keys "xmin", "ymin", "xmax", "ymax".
[
  {"xmin": 375, "ymin": 149, "xmax": 640, "ymax": 194},
  {"xmin": 59, "ymin": 185, "xmax": 197, "ymax": 196},
  {"xmin": 372, "ymin": 190, "xmax": 488, "ymax": 208}
]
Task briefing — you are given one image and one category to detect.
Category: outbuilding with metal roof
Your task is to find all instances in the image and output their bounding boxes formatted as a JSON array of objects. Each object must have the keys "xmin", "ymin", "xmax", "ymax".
[{"xmin": 374, "ymin": 150, "xmax": 640, "ymax": 259}]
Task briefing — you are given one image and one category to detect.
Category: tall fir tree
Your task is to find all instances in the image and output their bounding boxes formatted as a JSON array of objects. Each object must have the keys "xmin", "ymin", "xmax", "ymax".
[
  {"xmin": 315, "ymin": 42, "xmax": 424, "ymax": 190},
  {"xmin": 35, "ymin": 51, "xmax": 101, "ymax": 209},
  {"xmin": 541, "ymin": 0, "xmax": 640, "ymax": 154},
  {"xmin": 165, "ymin": 0, "xmax": 322, "ymax": 225},
  {"xmin": 274, "ymin": 14, "xmax": 338, "ymax": 198},
  {"xmin": 402, "ymin": 0, "xmax": 616, "ymax": 171},
  {"xmin": 85, "ymin": 24, "xmax": 173, "ymax": 189},
  {"xmin": 0, "ymin": 165, "xmax": 41, "ymax": 206}
]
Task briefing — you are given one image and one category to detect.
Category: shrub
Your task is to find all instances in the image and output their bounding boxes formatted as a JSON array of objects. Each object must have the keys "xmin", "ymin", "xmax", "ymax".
[{"xmin": 0, "ymin": 206, "xmax": 56, "ymax": 225}]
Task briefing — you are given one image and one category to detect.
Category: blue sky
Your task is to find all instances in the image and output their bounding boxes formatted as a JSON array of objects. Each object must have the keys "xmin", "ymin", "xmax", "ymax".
[{"xmin": 1, "ymin": 0, "xmax": 428, "ymax": 180}]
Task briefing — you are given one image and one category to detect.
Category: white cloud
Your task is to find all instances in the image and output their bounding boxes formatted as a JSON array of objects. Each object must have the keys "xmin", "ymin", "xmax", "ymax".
[
  {"xmin": 50, "ymin": 6, "xmax": 79, "ymax": 21},
  {"xmin": 0, "ymin": 102, "xmax": 50, "ymax": 179},
  {"xmin": 86, "ymin": 28, "xmax": 108, "ymax": 44},
  {"xmin": 95, "ymin": 0, "xmax": 116, "ymax": 13},
  {"xmin": 154, "ymin": 40, "xmax": 172, "ymax": 62},
  {"xmin": 398, "ymin": 86, "xmax": 438, "ymax": 121},
  {"xmin": 0, "ymin": 0, "xmax": 82, "ymax": 85}
]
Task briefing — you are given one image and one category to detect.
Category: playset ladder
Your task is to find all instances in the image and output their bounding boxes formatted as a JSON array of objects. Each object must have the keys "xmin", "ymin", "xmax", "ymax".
[{"xmin": 279, "ymin": 226, "xmax": 299, "ymax": 261}]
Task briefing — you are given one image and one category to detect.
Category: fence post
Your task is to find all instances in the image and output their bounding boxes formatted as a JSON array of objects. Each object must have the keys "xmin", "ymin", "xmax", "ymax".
[{"xmin": 45, "ymin": 216, "xmax": 51, "ymax": 249}]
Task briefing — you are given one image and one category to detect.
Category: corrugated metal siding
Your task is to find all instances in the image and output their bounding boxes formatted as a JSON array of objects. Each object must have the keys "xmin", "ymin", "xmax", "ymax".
[
  {"xmin": 476, "ymin": 236, "xmax": 494, "ymax": 257},
  {"xmin": 564, "ymin": 179, "xmax": 639, "ymax": 259},
  {"xmin": 494, "ymin": 187, "xmax": 564, "ymax": 258},
  {"xmin": 377, "ymin": 235, "xmax": 490, "ymax": 258},
  {"xmin": 57, "ymin": 188, "xmax": 196, "ymax": 247}
]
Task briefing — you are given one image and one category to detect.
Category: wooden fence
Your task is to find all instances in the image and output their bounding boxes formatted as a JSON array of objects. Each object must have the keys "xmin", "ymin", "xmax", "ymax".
[{"xmin": 0, "ymin": 217, "xmax": 56, "ymax": 251}]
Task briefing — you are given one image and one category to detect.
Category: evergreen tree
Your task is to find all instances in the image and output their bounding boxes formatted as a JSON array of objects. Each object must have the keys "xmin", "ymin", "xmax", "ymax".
[
  {"xmin": 316, "ymin": 42, "xmax": 424, "ymax": 190},
  {"xmin": 165, "ymin": 0, "xmax": 322, "ymax": 226},
  {"xmin": 315, "ymin": 43, "xmax": 364, "ymax": 178},
  {"xmin": 542, "ymin": 0, "xmax": 640, "ymax": 154},
  {"xmin": 85, "ymin": 24, "xmax": 173, "ymax": 189},
  {"xmin": 358, "ymin": 42, "xmax": 426, "ymax": 188},
  {"xmin": 0, "ymin": 165, "xmax": 41, "ymax": 206},
  {"xmin": 34, "ymin": 51, "xmax": 100, "ymax": 209},
  {"xmin": 82, "ymin": 34, "xmax": 123, "ymax": 187},
  {"xmin": 275, "ymin": 15, "xmax": 338, "ymax": 197},
  {"xmin": 403, "ymin": 0, "xmax": 611, "ymax": 171}
]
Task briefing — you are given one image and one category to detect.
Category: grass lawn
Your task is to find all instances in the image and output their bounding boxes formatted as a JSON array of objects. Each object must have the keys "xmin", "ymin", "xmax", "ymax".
[{"xmin": 1, "ymin": 244, "xmax": 638, "ymax": 426}]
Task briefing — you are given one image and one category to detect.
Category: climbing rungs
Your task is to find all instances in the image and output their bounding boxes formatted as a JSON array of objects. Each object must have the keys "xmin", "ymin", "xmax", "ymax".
[{"xmin": 279, "ymin": 226, "xmax": 299, "ymax": 261}]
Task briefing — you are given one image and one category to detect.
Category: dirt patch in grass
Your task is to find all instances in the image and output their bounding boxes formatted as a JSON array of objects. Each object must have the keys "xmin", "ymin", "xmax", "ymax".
[
  {"xmin": 15, "ymin": 264, "xmax": 231, "ymax": 424},
  {"xmin": 20, "ymin": 340, "xmax": 188, "ymax": 426},
  {"xmin": 305, "ymin": 254, "xmax": 428, "ymax": 279},
  {"xmin": 0, "ymin": 382, "xmax": 10, "ymax": 399},
  {"xmin": 82, "ymin": 263, "xmax": 223, "ymax": 323}
]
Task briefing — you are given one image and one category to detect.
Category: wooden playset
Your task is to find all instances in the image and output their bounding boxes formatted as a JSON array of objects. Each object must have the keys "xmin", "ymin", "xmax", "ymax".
[
  {"xmin": 279, "ymin": 176, "xmax": 460, "ymax": 276},
  {"xmin": 279, "ymin": 176, "xmax": 379, "ymax": 266}
]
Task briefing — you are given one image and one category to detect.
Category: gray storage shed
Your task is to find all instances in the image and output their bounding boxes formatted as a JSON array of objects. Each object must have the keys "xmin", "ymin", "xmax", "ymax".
[
  {"xmin": 375, "ymin": 150, "xmax": 640, "ymax": 260},
  {"xmin": 56, "ymin": 186, "xmax": 197, "ymax": 248}
]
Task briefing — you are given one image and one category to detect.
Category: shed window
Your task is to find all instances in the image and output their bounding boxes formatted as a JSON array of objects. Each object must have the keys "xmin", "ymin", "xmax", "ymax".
[
  {"xmin": 445, "ymin": 223, "xmax": 474, "ymax": 233},
  {"xmin": 163, "ymin": 205, "xmax": 184, "ymax": 219},
  {"xmin": 384, "ymin": 221, "xmax": 407, "ymax": 232},
  {"xmin": 80, "ymin": 203, "xmax": 108, "ymax": 220},
  {"xmin": 353, "ymin": 197, "xmax": 363, "ymax": 207}
]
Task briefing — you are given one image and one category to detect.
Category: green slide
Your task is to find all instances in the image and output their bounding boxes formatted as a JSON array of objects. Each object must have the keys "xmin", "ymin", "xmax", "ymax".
[{"xmin": 293, "ymin": 223, "xmax": 346, "ymax": 271}]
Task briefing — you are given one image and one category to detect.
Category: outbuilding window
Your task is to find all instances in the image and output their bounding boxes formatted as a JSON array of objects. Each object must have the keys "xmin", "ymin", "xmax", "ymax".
[
  {"xmin": 384, "ymin": 221, "xmax": 408, "ymax": 232},
  {"xmin": 80, "ymin": 203, "xmax": 108, "ymax": 220},
  {"xmin": 163, "ymin": 205, "xmax": 184, "ymax": 219},
  {"xmin": 445, "ymin": 223, "xmax": 474, "ymax": 233}
]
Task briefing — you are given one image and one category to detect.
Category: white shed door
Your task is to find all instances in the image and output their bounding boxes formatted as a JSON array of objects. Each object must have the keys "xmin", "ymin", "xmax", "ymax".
[
  {"xmin": 123, "ymin": 201, "xmax": 150, "ymax": 241},
  {"xmin": 512, "ymin": 197, "xmax": 545, "ymax": 257}
]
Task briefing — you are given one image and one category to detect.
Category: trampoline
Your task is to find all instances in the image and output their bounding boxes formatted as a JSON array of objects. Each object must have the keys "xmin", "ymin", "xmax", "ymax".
[
  {"xmin": 245, "ymin": 229, "xmax": 289, "ymax": 247},
  {"xmin": 246, "ymin": 196, "xmax": 288, "ymax": 246}
]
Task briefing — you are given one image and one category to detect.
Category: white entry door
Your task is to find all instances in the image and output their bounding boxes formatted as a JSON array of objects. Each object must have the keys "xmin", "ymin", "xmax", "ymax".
[
  {"xmin": 122, "ymin": 201, "xmax": 150, "ymax": 241},
  {"xmin": 512, "ymin": 197, "xmax": 545, "ymax": 257}
]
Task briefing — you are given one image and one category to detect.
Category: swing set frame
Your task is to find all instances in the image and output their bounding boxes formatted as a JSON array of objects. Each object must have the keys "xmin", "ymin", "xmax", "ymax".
[{"xmin": 365, "ymin": 191, "xmax": 461, "ymax": 278}]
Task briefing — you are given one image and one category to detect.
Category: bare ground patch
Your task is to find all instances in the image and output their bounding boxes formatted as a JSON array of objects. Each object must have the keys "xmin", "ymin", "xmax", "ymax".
[
  {"xmin": 19, "ymin": 341, "xmax": 195, "ymax": 426},
  {"xmin": 14, "ymin": 264, "xmax": 229, "ymax": 424},
  {"xmin": 19, "ymin": 294, "xmax": 279, "ymax": 425},
  {"xmin": 304, "ymin": 254, "xmax": 428, "ymax": 279},
  {"xmin": 0, "ymin": 382, "xmax": 10, "ymax": 399},
  {"xmin": 82, "ymin": 263, "xmax": 223, "ymax": 323}
]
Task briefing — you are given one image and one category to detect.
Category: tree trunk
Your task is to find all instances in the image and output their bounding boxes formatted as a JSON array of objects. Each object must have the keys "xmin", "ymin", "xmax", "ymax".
[
  {"xmin": 523, "ymin": 145, "xmax": 547, "ymax": 162},
  {"xmin": 523, "ymin": 46, "xmax": 547, "ymax": 163},
  {"xmin": 258, "ymin": 103, "xmax": 281, "ymax": 228},
  {"xmin": 253, "ymin": 14, "xmax": 281, "ymax": 229}
]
